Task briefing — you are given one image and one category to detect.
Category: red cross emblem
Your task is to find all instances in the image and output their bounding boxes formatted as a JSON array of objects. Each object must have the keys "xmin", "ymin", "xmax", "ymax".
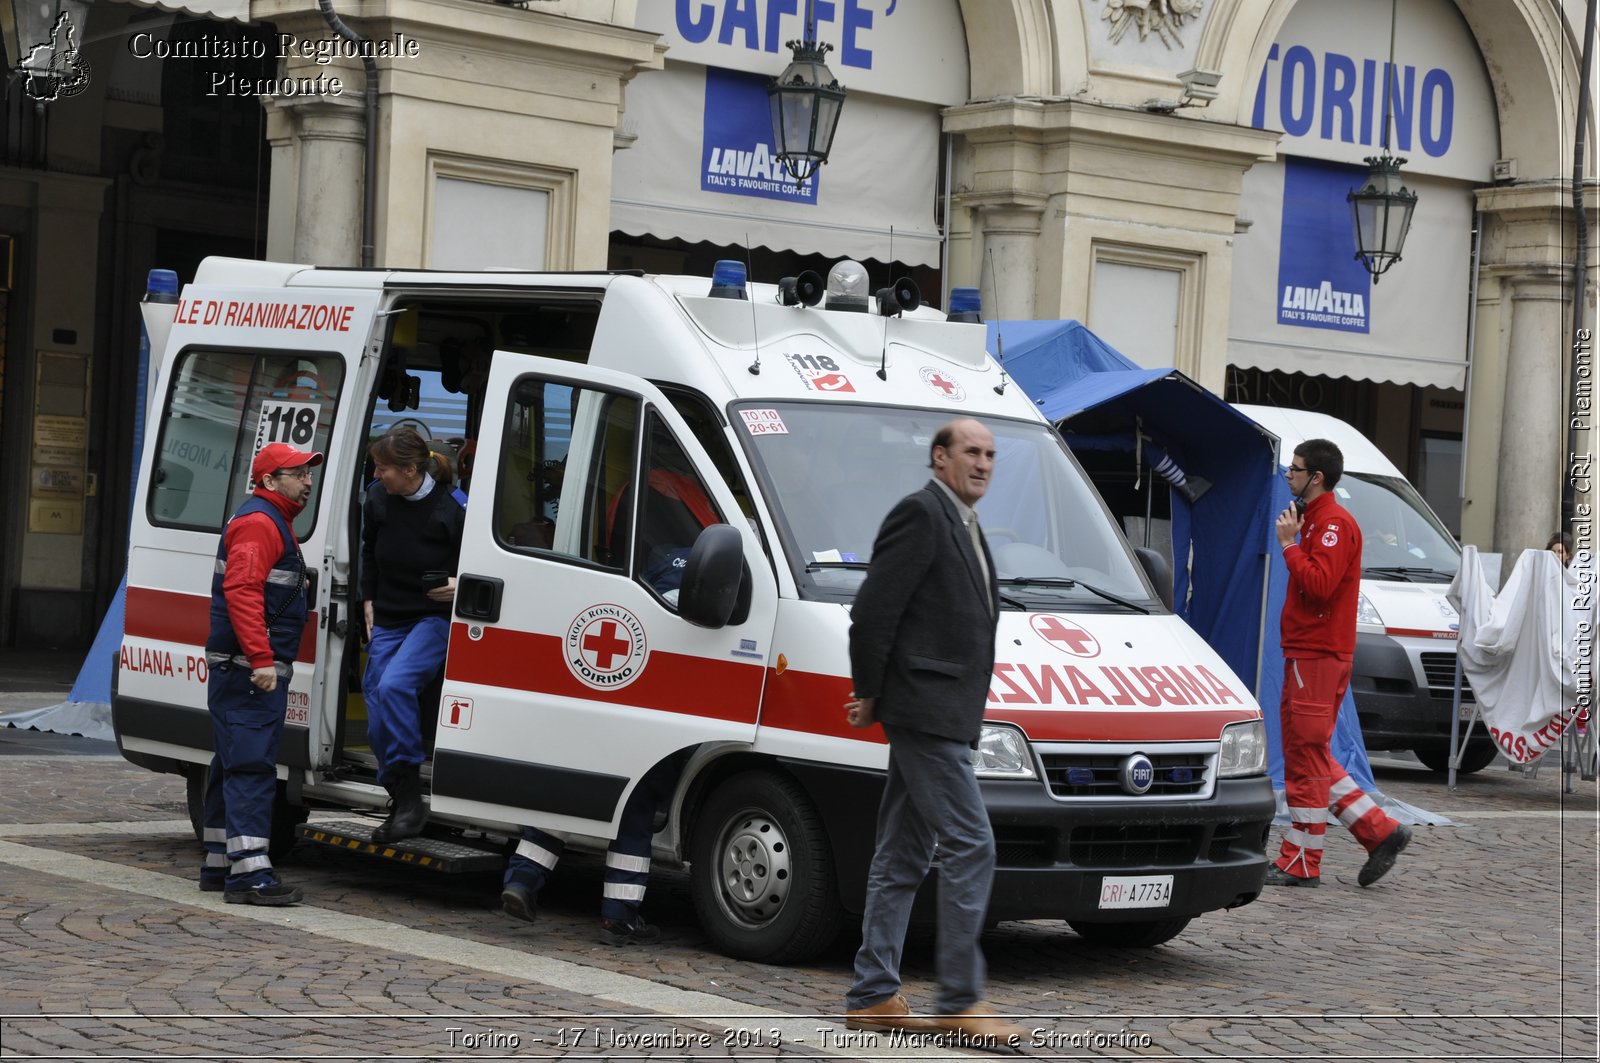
[
  {"xmin": 1030, "ymin": 614, "xmax": 1100, "ymax": 658},
  {"xmin": 581, "ymin": 620, "xmax": 632, "ymax": 671},
  {"xmin": 920, "ymin": 366, "xmax": 967, "ymax": 401},
  {"xmin": 566, "ymin": 604, "xmax": 649, "ymax": 689}
]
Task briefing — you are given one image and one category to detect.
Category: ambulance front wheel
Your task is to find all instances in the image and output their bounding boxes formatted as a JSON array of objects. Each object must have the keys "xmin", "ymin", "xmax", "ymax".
[{"xmin": 690, "ymin": 771, "xmax": 842, "ymax": 964}]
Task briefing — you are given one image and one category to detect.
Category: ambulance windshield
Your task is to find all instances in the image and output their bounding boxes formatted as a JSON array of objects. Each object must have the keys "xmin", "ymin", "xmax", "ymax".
[
  {"xmin": 1334, "ymin": 472, "xmax": 1461, "ymax": 582},
  {"xmin": 737, "ymin": 404, "xmax": 1157, "ymax": 608}
]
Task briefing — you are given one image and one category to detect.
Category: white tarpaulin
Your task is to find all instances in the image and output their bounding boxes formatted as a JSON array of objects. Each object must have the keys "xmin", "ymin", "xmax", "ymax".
[
  {"xmin": 1448, "ymin": 546, "xmax": 1594, "ymax": 764},
  {"xmin": 118, "ymin": 0, "xmax": 249, "ymax": 22},
  {"xmin": 611, "ymin": 61, "xmax": 943, "ymax": 267}
]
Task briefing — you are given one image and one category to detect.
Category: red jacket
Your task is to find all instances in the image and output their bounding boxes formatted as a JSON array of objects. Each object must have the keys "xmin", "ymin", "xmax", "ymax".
[
  {"xmin": 223, "ymin": 490, "xmax": 305, "ymax": 668},
  {"xmin": 1280, "ymin": 491, "xmax": 1363, "ymax": 660}
]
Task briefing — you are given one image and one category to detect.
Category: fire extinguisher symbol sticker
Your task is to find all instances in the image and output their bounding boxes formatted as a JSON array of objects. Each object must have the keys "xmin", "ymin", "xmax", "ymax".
[{"xmin": 441, "ymin": 696, "xmax": 473, "ymax": 730}]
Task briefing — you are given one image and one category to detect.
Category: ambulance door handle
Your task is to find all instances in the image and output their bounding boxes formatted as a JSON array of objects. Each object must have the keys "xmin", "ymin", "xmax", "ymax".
[{"xmin": 455, "ymin": 574, "xmax": 504, "ymax": 624}]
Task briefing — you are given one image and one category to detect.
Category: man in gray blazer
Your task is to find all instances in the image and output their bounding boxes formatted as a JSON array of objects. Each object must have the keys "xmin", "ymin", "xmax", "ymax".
[{"xmin": 842, "ymin": 417, "xmax": 1026, "ymax": 1051}]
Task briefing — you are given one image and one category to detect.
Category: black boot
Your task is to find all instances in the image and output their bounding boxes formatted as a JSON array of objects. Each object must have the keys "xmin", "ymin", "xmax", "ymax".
[{"xmin": 371, "ymin": 765, "xmax": 428, "ymax": 842}]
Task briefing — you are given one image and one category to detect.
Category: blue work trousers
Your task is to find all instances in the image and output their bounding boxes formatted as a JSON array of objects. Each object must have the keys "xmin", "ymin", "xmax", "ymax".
[
  {"xmin": 201, "ymin": 662, "xmax": 290, "ymax": 890},
  {"xmin": 362, "ymin": 616, "xmax": 448, "ymax": 785},
  {"xmin": 503, "ymin": 758, "xmax": 677, "ymax": 920},
  {"xmin": 846, "ymin": 724, "xmax": 996, "ymax": 1016}
]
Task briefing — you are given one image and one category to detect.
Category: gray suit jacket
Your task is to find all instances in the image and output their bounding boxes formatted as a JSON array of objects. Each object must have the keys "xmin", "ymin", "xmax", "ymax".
[{"xmin": 849, "ymin": 480, "xmax": 1001, "ymax": 744}]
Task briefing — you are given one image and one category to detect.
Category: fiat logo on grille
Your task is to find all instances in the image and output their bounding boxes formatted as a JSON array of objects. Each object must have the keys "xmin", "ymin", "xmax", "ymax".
[{"xmin": 1119, "ymin": 754, "xmax": 1156, "ymax": 795}]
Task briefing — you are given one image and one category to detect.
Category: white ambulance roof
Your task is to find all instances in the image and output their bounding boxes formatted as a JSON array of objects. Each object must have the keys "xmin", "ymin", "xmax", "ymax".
[{"xmin": 1233, "ymin": 404, "xmax": 1402, "ymax": 477}]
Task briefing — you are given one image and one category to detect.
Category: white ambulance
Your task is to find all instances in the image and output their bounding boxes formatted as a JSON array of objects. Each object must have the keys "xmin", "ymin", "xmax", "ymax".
[
  {"xmin": 1235, "ymin": 405, "xmax": 1493, "ymax": 773},
  {"xmin": 115, "ymin": 257, "xmax": 1274, "ymax": 962}
]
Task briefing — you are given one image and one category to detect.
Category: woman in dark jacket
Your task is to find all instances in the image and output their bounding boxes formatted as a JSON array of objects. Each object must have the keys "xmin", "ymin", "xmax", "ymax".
[{"xmin": 360, "ymin": 426, "xmax": 465, "ymax": 841}]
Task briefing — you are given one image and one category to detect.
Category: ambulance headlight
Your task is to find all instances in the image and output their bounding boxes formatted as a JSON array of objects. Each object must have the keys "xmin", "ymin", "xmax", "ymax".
[
  {"xmin": 971, "ymin": 725, "xmax": 1036, "ymax": 779},
  {"xmin": 1217, "ymin": 720, "xmax": 1267, "ymax": 778},
  {"xmin": 1356, "ymin": 592, "xmax": 1384, "ymax": 628}
]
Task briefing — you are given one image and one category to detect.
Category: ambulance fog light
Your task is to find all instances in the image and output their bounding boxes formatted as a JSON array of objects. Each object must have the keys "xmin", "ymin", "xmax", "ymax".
[
  {"xmin": 972, "ymin": 725, "xmax": 1036, "ymax": 779},
  {"xmin": 1217, "ymin": 720, "xmax": 1267, "ymax": 778},
  {"xmin": 1356, "ymin": 592, "xmax": 1384, "ymax": 627}
]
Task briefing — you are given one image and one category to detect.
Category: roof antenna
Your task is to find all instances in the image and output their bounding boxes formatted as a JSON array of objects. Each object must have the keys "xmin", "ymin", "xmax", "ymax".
[
  {"xmin": 877, "ymin": 226, "xmax": 895, "ymax": 381},
  {"xmin": 987, "ymin": 247, "xmax": 1009, "ymax": 395},
  {"xmin": 745, "ymin": 235, "xmax": 763, "ymax": 375}
]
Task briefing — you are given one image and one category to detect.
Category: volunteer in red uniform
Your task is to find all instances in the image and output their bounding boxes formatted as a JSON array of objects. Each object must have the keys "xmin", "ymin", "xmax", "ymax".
[
  {"xmin": 1269, "ymin": 438, "xmax": 1412, "ymax": 888},
  {"xmin": 200, "ymin": 442, "xmax": 321, "ymax": 905}
]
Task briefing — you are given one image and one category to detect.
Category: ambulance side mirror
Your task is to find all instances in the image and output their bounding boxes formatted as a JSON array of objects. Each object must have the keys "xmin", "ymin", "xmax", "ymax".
[
  {"xmin": 1133, "ymin": 547, "xmax": 1173, "ymax": 611},
  {"xmin": 679, "ymin": 523, "xmax": 747, "ymax": 629}
]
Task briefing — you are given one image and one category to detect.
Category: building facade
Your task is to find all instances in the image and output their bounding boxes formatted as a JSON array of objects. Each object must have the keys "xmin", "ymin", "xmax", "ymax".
[{"xmin": 1, "ymin": 0, "xmax": 1593, "ymax": 647}]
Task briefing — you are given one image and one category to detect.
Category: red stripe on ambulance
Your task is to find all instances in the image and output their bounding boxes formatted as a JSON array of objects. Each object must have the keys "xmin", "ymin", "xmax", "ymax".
[
  {"xmin": 123, "ymin": 586, "xmax": 318, "ymax": 664},
  {"xmin": 445, "ymin": 622, "xmax": 763, "ymax": 723}
]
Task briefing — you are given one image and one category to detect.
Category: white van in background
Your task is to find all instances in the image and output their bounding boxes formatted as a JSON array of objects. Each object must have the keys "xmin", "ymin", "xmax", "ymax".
[{"xmin": 1234, "ymin": 405, "xmax": 1497, "ymax": 773}]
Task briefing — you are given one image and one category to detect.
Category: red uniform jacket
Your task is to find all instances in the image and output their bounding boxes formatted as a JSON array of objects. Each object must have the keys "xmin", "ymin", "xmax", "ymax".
[{"xmin": 1280, "ymin": 491, "xmax": 1363, "ymax": 660}]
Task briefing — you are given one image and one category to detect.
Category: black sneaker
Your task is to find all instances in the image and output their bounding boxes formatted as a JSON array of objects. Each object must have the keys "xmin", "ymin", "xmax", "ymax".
[
  {"xmin": 1358, "ymin": 824, "xmax": 1413, "ymax": 887},
  {"xmin": 1264, "ymin": 866, "xmax": 1319, "ymax": 888},
  {"xmin": 500, "ymin": 882, "xmax": 538, "ymax": 924},
  {"xmin": 598, "ymin": 916, "xmax": 661, "ymax": 946},
  {"xmin": 223, "ymin": 881, "xmax": 304, "ymax": 906}
]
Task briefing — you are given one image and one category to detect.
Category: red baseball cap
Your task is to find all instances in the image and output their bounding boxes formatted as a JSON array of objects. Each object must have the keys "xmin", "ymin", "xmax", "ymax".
[{"xmin": 251, "ymin": 442, "xmax": 324, "ymax": 485}]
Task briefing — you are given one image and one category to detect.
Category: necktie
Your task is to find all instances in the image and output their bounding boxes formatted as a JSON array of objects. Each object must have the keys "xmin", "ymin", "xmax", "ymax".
[{"xmin": 966, "ymin": 515, "xmax": 993, "ymax": 614}]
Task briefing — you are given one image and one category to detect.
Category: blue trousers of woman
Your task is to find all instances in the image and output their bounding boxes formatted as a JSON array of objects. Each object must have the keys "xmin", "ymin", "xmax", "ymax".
[{"xmin": 362, "ymin": 615, "xmax": 448, "ymax": 785}]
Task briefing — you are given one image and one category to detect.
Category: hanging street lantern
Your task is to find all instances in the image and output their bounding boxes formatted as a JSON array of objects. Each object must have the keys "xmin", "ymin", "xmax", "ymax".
[
  {"xmin": 1348, "ymin": 153, "xmax": 1419, "ymax": 282},
  {"xmin": 767, "ymin": 34, "xmax": 846, "ymax": 186}
]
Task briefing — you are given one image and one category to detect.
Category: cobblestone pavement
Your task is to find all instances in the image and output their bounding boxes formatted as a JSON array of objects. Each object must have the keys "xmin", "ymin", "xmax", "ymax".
[{"xmin": 0, "ymin": 726, "xmax": 1595, "ymax": 1061}]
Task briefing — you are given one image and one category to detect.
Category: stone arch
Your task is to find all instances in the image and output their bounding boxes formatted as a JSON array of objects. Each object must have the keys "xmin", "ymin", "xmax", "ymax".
[
  {"xmin": 957, "ymin": 0, "xmax": 1084, "ymax": 99},
  {"xmin": 1205, "ymin": 0, "xmax": 1585, "ymax": 178}
]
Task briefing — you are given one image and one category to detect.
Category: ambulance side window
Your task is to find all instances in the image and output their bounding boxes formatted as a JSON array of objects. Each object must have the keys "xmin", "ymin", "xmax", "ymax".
[
  {"xmin": 630, "ymin": 410, "xmax": 724, "ymax": 604},
  {"xmin": 492, "ymin": 375, "xmax": 639, "ymax": 571},
  {"xmin": 149, "ymin": 348, "xmax": 343, "ymax": 535}
]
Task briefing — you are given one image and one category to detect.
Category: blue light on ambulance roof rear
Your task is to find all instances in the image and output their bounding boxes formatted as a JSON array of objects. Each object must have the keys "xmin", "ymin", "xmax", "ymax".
[
  {"xmin": 947, "ymin": 287, "xmax": 982, "ymax": 323},
  {"xmin": 146, "ymin": 269, "xmax": 180, "ymax": 297},
  {"xmin": 708, "ymin": 259, "xmax": 749, "ymax": 300}
]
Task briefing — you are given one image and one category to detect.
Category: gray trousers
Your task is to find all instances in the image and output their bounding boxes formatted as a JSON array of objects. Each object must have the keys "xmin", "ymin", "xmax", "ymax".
[{"xmin": 846, "ymin": 723, "xmax": 996, "ymax": 1015}]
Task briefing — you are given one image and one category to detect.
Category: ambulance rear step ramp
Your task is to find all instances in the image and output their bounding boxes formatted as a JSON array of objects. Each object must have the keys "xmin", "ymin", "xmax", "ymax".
[{"xmin": 297, "ymin": 820, "xmax": 504, "ymax": 873}]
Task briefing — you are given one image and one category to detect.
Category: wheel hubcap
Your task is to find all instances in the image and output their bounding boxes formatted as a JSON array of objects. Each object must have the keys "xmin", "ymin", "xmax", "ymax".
[{"xmin": 713, "ymin": 810, "xmax": 792, "ymax": 929}]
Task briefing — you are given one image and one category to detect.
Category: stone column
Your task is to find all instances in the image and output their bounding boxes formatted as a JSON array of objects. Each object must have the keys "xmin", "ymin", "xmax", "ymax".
[
  {"xmin": 267, "ymin": 95, "xmax": 366, "ymax": 266},
  {"xmin": 1473, "ymin": 183, "xmax": 1597, "ymax": 554}
]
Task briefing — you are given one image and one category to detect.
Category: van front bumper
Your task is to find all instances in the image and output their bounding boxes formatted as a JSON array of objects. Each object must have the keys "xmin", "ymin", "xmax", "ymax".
[{"xmin": 979, "ymin": 774, "xmax": 1277, "ymax": 921}]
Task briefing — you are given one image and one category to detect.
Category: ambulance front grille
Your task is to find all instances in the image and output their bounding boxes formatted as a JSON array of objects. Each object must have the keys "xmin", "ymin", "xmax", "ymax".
[
  {"xmin": 1067, "ymin": 825, "xmax": 1203, "ymax": 868},
  {"xmin": 1420, "ymin": 652, "xmax": 1474, "ymax": 702},
  {"xmin": 1037, "ymin": 752, "xmax": 1210, "ymax": 798}
]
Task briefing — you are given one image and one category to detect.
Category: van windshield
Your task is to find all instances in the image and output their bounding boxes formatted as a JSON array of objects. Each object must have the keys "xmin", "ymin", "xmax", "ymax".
[
  {"xmin": 736, "ymin": 403, "xmax": 1156, "ymax": 608},
  {"xmin": 1334, "ymin": 472, "xmax": 1460, "ymax": 581}
]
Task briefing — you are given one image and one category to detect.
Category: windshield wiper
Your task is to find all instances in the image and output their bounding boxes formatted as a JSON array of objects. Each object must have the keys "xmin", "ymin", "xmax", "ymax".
[
  {"xmin": 805, "ymin": 560, "xmax": 871, "ymax": 571},
  {"xmin": 1363, "ymin": 566, "xmax": 1452, "ymax": 582},
  {"xmin": 998, "ymin": 576, "xmax": 1150, "ymax": 614}
]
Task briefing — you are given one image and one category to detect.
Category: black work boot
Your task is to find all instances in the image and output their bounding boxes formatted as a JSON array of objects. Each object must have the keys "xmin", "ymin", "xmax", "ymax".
[{"xmin": 372, "ymin": 765, "xmax": 428, "ymax": 842}]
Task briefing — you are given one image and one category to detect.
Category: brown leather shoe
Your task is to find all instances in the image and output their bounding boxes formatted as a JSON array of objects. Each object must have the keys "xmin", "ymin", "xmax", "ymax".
[
  {"xmin": 844, "ymin": 992, "xmax": 936, "ymax": 1031},
  {"xmin": 932, "ymin": 1003, "xmax": 1029, "ymax": 1054}
]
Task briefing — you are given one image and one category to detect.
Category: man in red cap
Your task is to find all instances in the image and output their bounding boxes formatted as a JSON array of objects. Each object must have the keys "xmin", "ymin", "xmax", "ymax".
[{"xmin": 199, "ymin": 441, "xmax": 322, "ymax": 905}]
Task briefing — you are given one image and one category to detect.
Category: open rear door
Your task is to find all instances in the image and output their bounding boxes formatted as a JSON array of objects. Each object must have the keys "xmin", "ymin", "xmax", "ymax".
[
  {"xmin": 430, "ymin": 352, "xmax": 776, "ymax": 837},
  {"xmin": 116, "ymin": 283, "xmax": 381, "ymax": 777}
]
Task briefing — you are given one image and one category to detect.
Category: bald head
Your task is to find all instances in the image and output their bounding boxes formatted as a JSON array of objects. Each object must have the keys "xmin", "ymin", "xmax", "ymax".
[{"xmin": 930, "ymin": 418, "xmax": 996, "ymax": 507}]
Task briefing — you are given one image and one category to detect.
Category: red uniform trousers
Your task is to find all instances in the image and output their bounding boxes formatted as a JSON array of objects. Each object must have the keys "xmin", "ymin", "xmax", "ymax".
[{"xmin": 1277, "ymin": 654, "xmax": 1402, "ymax": 879}]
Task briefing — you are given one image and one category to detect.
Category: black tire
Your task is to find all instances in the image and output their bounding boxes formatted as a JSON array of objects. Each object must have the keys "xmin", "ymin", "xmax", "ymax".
[
  {"xmin": 689, "ymin": 771, "xmax": 841, "ymax": 964},
  {"xmin": 1067, "ymin": 917, "xmax": 1192, "ymax": 948},
  {"xmin": 184, "ymin": 764, "xmax": 207, "ymax": 841},
  {"xmin": 269, "ymin": 783, "xmax": 309, "ymax": 863},
  {"xmin": 1414, "ymin": 741, "xmax": 1498, "ymax": 774}
]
